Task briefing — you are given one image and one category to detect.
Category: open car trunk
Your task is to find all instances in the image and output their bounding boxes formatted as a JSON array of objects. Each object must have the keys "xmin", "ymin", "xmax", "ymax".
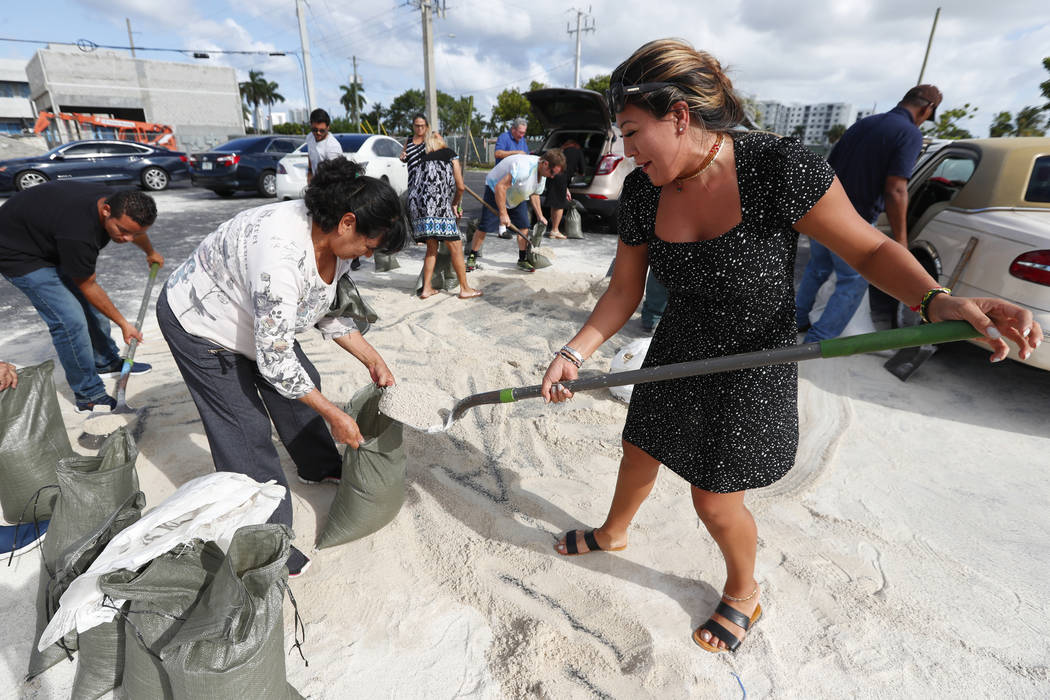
[{"xmin": 526, "ymin": 88, "xmax": 615, "ymax": 187}]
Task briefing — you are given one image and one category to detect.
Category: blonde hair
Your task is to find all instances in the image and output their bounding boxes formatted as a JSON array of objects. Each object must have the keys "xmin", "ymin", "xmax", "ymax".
[
  {"xmin": 424, "ymin": 130, "xmax": 447, "ymax": 152},
  {"xmin": 610, "ymin": 38, "xmax": 745, "ymax": 132}
]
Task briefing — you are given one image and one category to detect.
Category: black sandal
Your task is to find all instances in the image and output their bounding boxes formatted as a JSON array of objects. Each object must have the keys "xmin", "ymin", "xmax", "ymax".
[
  {"xmin": 693, "ymin": 601, "xmax": 763, "ymax": 653},
  {"xmin": 556, "ymin": 529, "xmax": 626, "ymax": 556}
]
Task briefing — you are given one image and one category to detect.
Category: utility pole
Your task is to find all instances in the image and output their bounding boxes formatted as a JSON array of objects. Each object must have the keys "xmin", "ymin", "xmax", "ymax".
[
  {"xmin": 917, "ymin": 6, "xmax": 940, "ymax": 85},
  {"xmin": 411, "ymin": 1, "xmax": 445, "ymax": 132},
  {"xmin": 126, "ymin": 18, "xmax": 136, "ymax": 58},
  {"xmin": 296, "ymin": 0, "xmax": 317, "ymax": 109},
  {"xmin": 567, "ymin": 8, "xmax": 595, "ymax": 89},
  {"xmin": 351, "ymin": 55, "xmax": 359, "ymax": 131}
]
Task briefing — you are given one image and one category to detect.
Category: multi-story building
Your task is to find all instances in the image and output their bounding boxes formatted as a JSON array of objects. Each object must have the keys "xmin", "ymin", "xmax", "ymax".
[
  {"xmin": 0, "ymin": 58, "xmax": 34, "ymax": 135},
  {"xmin": 756, "ymin": 99, "xmax": 857, "ymax": 145}
]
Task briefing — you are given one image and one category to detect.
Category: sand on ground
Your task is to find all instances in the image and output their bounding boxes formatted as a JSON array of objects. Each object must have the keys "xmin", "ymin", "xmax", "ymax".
[{"xmin": 2, "ymin": 232, "xmax": 1048, "ymax": 699}]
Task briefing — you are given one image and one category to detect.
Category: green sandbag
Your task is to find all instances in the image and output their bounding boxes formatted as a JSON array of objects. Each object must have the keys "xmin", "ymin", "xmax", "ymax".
[
  {"xmin": 28, "ymin": 428, "xmax": 140, "ymax": 679},
  {"xmin": 413, "ymin": 242, "xmax": 460, "ymax": 295},
  {"xmin": 160, "ymin": 525, "xmax": 303, "ymax": 700},
  {"xmin": 0, "ymin": 360, "xmax": 73, "ymax": 523},
  {"xmin": 526, "ymin": 222, "xmax": 553, "ymax": 269},
  {"xmin": 65, "ymin": 493, "xmax": 146, "ymax": 700},
  {"xmin": 317, "ymin": 384, "xmax": 406, "ymax": 548},
  {"xmin": 99, "ymin": 540, "xmax": 225, "ymax": 700},
  {"xmin": 373, "ymin": 251, "xmax": 400, "ymax": 272},
  {"xmin": 325, "ymin": 273, "xmax": 379, "ymax": 335},
  {"xmin": 563, "ymin": 203, "xmax": 584, "ymax": 239}
]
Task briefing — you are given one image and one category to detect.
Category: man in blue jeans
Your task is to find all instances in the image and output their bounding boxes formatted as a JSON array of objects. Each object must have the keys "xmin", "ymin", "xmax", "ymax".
[
  {"xmin": 0, "ymin": 182, "xmax": 162, "ymax": 412},
  {"xmin": 796, "ymin": 84, "xmax": 941, "ymax": 341}
]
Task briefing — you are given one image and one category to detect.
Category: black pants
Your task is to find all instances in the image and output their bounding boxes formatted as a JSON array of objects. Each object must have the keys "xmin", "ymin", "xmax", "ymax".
[{"xmin": 156, "ymin": 287, "xmax": 341, "ymax": 529}]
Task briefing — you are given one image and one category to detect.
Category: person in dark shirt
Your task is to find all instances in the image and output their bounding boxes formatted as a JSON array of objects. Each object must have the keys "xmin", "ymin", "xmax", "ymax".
[
  {"xmin": 546, "ymin": 139, "xmax": 586, "ymax": 238},
  {"xmin": 795, "ymin": 84, "xmax": 942, "ymax": 342},
  {"xmin": 0, "ymin": 182, "xmax": 162, "ymax": 411}
]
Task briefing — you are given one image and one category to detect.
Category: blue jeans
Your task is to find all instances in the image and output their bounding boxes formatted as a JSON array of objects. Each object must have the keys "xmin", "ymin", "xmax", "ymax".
[
  {"xmin": 795, "ymin": 239, "xmax": 869, "ymax": 343},
  {"xmin": 3, "ymin": 266, "xmax": 121, "ymax": 402},
  {"xmin": 641, "ymin": 268, "xmax": 668, "ymax": 329}
]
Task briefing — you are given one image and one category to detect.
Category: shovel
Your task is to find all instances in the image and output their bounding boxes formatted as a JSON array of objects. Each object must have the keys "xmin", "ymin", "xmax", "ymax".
[
  {"xmin": 421, "ymin": 321, "xmax": 981, "ymax": 433},
  {"xmin": 78, "ymin": 262, "xmax": 160, "ymax": 449},
  {"xmin": 462, "ymin": 185, "xmax": 537, "ymax": 249}
]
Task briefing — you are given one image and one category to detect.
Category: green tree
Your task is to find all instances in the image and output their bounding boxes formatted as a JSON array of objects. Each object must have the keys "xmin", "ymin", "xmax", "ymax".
[
  {"xmin": 989, "ymin": 111, "xmax": 1014, "ymax": 137},
  {"xmin": 489, "ymin": 86, "xmax": 543, "ymax": 135},
  {"xmin": 386, "ymin": 89, "xmax": 425, "ymax": 134},
  {"xmin": 238, "ymin": 69, "xmax": 268, "ymax": 132},
  {"xmin": 791, "ymin": 124, "xmax": 806, "ymax": 140},
  {"xmin": 1014, "ymin": 105, "xmax": 1047, "ymax": 136},
  {"xmin": 825, "ymin": 123, "xmax": 847, "ymax": 144},
  {"xmin": 922, "ymin": 103, "xmax": 977, "ymax": 139},
  {"xmin": 261, "ymin": 80, "xmax": 283, "ymax": 134},
  {"xmin": 583, "ymin": 74, "xmax": 610, "ymax": 93},
  {"xmin": 339, "ymin": 80, "xmax": 366, "ymax": 128},
  {"xmin": 362, "ymin": 102, "xmax": 385, "ymax": 134},
  {"xmin": 1040, "ymin": 56, "xmax": 1050, "ymax": 109}
]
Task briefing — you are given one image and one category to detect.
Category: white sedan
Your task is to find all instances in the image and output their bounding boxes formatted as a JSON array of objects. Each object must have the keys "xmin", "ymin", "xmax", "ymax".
[{"xmin": 275, "ymin": 133, "xmax": 409, "ymax": 200}]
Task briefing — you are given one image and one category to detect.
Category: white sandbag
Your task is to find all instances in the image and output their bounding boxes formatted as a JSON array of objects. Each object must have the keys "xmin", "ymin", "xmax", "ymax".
[
  {"xmin": 39, "ymin": 472, "xmax": 285, "ymax": 650},
  {"xmin": 609, "ymin": 338, "xmax": 651, "ymax": 403}
]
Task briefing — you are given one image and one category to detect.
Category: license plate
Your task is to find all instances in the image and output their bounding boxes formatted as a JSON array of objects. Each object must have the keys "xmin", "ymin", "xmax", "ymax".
[{"xmin": 202, "ymin": 162, "xmax": 213, "ymax": 171}]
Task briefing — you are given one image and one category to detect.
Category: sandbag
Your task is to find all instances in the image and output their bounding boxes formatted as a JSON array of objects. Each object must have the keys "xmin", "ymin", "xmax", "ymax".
[
  {"xmin": 563, "ymin": 202, "xmax": 584, "ymax": 239},
  {"xmin": 0, "ymin": 360, "xmax": 73, "ymax": 523},
  {"xmin": 324, "ymin": 273, "xmax": 379, "ymax": 335},
  {"xmin": 99, "ymin": 540, "xmax": 224, "ymax": 700},
  {"xmin": 526, "ymin": 223, "xmax": 553, "ymax": 269},
  {"xmin": 317, "ymin": 384, "xmax": 406, "ymax": 548},
  {"xmin": 609, "ymin": 338, "xmax": 652, "ymax": 403},
  {"xmin": 28, "ymin": 428, "xmax": 140, "ymax": 679},
  {"xmin": 373, "ymin": 251, "xmax": 400, "ymax": 272},
  {"xmin": 160, "ymin": 524, "xmax": 303, "ymax": 700},
  {"xmin": 413, "ymin": 242, "xmax": 461, "ymax": 295}
]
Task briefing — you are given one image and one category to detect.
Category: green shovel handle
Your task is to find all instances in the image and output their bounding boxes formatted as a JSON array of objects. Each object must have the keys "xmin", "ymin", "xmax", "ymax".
[{"xmin": 819, "ymin": 320, "xmax": 981, "ymax": 358}]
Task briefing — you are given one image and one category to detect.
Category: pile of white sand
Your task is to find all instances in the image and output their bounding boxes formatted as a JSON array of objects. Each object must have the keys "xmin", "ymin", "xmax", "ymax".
[{"xmin": 3, "ymin": 233, "xmax": 1048, "ymax": 699}]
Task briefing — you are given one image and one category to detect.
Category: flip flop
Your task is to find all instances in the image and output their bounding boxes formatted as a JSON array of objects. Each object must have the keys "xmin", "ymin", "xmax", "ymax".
[
  {"xmin": 555, "ymin": 529, "xmax": 626, "ymax": 556},
  {"xmin": 458, "ymin": 290, "xmax": 483, "ymax": 299},
  {"xmin": 418, "ymin": 290, "xmax": 440, "ymax": 299},
  {"xmin": 693, "ymin": 601, "xmax": 763, "ymax": 653},
  {"xmin": 549, "ymin": 232, "xmax": 568, "ymax": 239}
]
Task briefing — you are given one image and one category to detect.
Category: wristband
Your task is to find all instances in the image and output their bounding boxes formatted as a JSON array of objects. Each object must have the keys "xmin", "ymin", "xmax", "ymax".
[
  {"xmin": 560, "ymin": 345, "xmax": 584, "ymax": 366},
  {"xmin": 918, "ymin": 287, "xmax": 951, "ymax": 324},
  {"xmin": 554, "ymin": 350, "xmax": 582, "ymax": 368}
]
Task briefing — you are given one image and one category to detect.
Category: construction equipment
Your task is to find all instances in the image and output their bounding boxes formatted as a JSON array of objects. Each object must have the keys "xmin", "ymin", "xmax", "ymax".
[{"xmin": 33, "ymin": 111, "xmax": 178, "ymax": 151}]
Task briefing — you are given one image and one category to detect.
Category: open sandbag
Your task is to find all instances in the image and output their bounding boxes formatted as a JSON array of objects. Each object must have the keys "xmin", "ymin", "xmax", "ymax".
[
  {"xmin": 563, "ymin": 201, "xmax": 584, "ymax": 239},
  {"xmin": 28, "ymin": 428, "xmax": 140, "ymax": 679},
  {"xmin": 413, "ymin": 241, "xmax": 461, "ymax": 295},
  {"xmin": 0, "ymin": 360, "xmax": 73, "ymax": 523},
  {"xmin": 324, "ymin": 273, "xmax": 379, "ymax": 335},
  {"xmin": 373, "ymin": 251, "xmax": 400, "ymax": 272},
  {"xmin": 317, "ymin": 384, "xmax": 406, "ymax": 548},
  {"xmin": 98, "ymin": 540, "xmax": 224, "ymax": 700},
  {"xmin": 160, "ymin": 525, "xmax": 303, "ymax": 700},
  {"xmin": 526, "ymin": 222, "xmax": 553, "ymax": 269}
]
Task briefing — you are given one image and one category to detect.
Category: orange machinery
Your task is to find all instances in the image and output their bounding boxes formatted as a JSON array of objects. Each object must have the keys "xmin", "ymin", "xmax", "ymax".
[{"xmin": 33, "ymin": 111, "xmax": 178, "ymax": 150}]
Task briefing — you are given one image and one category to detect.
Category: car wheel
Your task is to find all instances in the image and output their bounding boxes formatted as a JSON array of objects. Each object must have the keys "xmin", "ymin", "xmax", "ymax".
[
  {"xmin": 15, "ymin": 170, "xmax": 48, "ymax": 191},
  {"xmin": 140, "ymin": 166, "xmax": 169, "ymax": 191},
  {"xmin": 258, "ymin": 170, "xmax": 277, "ymax": 197}
]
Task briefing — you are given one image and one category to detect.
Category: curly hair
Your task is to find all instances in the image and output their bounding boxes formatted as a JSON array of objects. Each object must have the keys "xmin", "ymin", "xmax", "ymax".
[
  {"xmin": 304, "ymin": 157, "xmax": 409, "ymax": 254},
  {"xmin": 105, "ymin": 190, "xmax": 157, "ymax": 226}
]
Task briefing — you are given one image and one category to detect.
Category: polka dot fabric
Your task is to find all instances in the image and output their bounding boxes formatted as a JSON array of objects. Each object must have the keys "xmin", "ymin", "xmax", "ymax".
[{"xmin": 619, "ymin": 132, "xmax": 834, "ymax": 493}]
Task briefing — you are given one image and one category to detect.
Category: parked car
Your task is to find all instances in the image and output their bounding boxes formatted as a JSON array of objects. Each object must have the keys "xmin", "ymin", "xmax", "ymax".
[
  {"xmin": 275, "ymin": 134, "xmax": 409, "ymax": 200},
  {"xmin": 526, "ymin": 87, "xmax": 636, "ymax": 226},
  {"xmin": 876, "ymin": 137, "xmax": 1050, "ymax": 370},
  {"xmin": 190, "ymin": 135, "xmax": 304, "ymax": 197},
  {"xmin": 0, "ymin": 139, "xmax": 189, "ymax": 192}
]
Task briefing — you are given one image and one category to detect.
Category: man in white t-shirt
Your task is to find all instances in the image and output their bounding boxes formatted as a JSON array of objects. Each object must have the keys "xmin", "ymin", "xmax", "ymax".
[
  {"xmin": 469, "ymin": 149, "xmax": 565, "ymax": 272},
  {"xmin": 306, "ymin": 108, "xmax": 343, "ymax": 184}
]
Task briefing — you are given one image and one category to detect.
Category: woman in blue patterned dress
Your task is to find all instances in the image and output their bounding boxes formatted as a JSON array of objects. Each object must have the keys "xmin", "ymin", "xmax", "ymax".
[
  {"xmin": 408, "ymin": 131, "xmax": 481, "ymax": 299},
  {"xmin": 540, "ymin": 39, "xmax": 1042, "ymax": 653}
]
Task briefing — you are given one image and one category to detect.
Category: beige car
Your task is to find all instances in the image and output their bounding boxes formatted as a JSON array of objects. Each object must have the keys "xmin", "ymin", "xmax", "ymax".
[
  {"xmin": 878, "ymin": 137, "xmax": 1050, "ymax": 370},
  {"xmin": 526, "ymin": 88, "xmax": 636, "ymax": 226}
]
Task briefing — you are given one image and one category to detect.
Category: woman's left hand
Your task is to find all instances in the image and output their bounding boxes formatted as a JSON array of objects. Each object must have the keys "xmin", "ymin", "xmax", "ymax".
[
  {"xmin": 368, "ymin": 358, "xmax": 395, "ymax": 386},
  {"xmin": 927, "ymin": 294, "xmax": 1043, "ymax": 362}
]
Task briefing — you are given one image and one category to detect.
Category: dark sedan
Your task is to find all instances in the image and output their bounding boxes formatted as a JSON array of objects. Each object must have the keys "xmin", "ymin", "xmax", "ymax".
[
  {"xmin": 0, "ymin": 140, "xmax": 190, "ymax": 192},
  {"xmin": 190, "ymin": 135, "xmax": 304, "ymax": 197}
]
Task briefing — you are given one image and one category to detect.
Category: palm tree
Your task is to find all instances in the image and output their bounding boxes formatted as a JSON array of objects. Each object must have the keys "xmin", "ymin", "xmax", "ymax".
[
  {"xmin": 238, "ymin": 69, "xmax": 268, "ymax": 133},
  {"xmin": 791, "ymin": 124, "xmax": 807, "ymax": 141},
  {"xmin": 339, "ymin": 81, "xmax": 366, "ymax": 131},
  {"xmin": 262, "ymin": 80, "xmax": 284, "ymax": 134},
  {"xmin": 825, "ymin": 123, "xmax": 847, "ymax": 144}
]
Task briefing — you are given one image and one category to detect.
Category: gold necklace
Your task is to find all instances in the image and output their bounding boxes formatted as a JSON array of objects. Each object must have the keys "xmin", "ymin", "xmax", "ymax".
[{"xmin": 674, "ymin": 132, "xmax": 725, "ymax": 192}]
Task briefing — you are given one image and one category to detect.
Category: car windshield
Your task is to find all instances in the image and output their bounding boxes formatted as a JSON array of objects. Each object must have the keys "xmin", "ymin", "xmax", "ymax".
[
  {"xmin": 1025, "ymin": 156, "xmax": 1050, "ymax": 203},
  {"xmin": 335, "ymin": 134, "xmax": 369, "ymax": 153},
  {"xmin": 212, "ymin": 137, "xmax": 265, "ymax": 153}
]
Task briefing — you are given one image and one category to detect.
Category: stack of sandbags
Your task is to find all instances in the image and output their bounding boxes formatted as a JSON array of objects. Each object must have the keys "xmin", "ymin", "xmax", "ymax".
[{"xmin": 0, "ymin": 360, "xmax": 73, "ymax": 524}]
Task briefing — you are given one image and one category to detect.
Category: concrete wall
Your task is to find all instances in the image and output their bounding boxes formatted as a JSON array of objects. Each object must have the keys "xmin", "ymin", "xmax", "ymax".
[
  {"xmin": 26, "ymin": 47, "xmax": 245, "ymax": 152},
  {"xmin": 0, "ymin": 58, "xmax": 33, "ymax": 124}
]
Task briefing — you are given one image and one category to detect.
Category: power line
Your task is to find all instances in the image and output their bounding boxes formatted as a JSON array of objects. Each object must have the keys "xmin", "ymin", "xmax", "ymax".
[{"xmin": 0, "ymin": 35, "xmax": 290, "ymax": 58}]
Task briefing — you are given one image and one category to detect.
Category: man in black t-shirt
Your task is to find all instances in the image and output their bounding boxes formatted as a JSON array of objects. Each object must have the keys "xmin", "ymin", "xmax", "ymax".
[
  {"xmin": 546, "ymin": 139, "xmax": 585, "ymax": 239},
  {"xmin": 0, "ymin": 182, "xmax": 162, "ymax": 412}
]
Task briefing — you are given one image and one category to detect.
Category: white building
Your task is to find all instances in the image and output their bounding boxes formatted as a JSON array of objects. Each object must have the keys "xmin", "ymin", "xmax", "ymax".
[
  {"xmin": 0, "ymin": 58, "xmax": 34, "ymax": 135},
  {"xmin": 757, "ymin": 100, "xmax": 857, "ymax": 145}
]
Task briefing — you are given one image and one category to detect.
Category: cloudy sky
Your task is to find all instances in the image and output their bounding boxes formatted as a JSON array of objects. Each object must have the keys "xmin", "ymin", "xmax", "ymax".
[{"xmin": 2, "ymin": 0, "xmax": 1047, "ymax": 135}]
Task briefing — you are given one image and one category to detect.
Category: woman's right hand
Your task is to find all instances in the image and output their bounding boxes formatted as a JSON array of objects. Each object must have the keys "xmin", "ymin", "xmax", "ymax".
[
  {"xmin": 328, "ymin": 410, "xmax": 364, "ymax": 448},
  {"xmin": 541, "ymin": 355, "xmax": 578, "ymax": 403}
]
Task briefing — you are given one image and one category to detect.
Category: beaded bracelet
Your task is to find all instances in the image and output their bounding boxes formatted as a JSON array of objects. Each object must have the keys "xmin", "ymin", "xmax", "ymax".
[{"xmin": 918, "ymin": 287, "xmax": 951, "ymax": 323}]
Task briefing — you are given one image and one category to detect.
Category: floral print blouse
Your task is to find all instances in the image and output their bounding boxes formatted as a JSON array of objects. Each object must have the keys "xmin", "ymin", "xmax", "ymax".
[{"xmin": 165, "ymin": 200, "xmax": 358, "ymax": 399}]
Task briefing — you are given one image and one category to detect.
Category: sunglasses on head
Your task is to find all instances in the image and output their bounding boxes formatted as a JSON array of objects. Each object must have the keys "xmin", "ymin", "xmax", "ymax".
[{"xmin": 606, "ymin": 81, "xmax": 675, "ymax": 115}]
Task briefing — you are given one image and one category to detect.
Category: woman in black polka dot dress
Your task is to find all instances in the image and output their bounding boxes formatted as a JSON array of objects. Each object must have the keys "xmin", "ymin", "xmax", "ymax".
[{"xmin": 540, "ymin": 39, "xmax": 1041, "ymax": 655}]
